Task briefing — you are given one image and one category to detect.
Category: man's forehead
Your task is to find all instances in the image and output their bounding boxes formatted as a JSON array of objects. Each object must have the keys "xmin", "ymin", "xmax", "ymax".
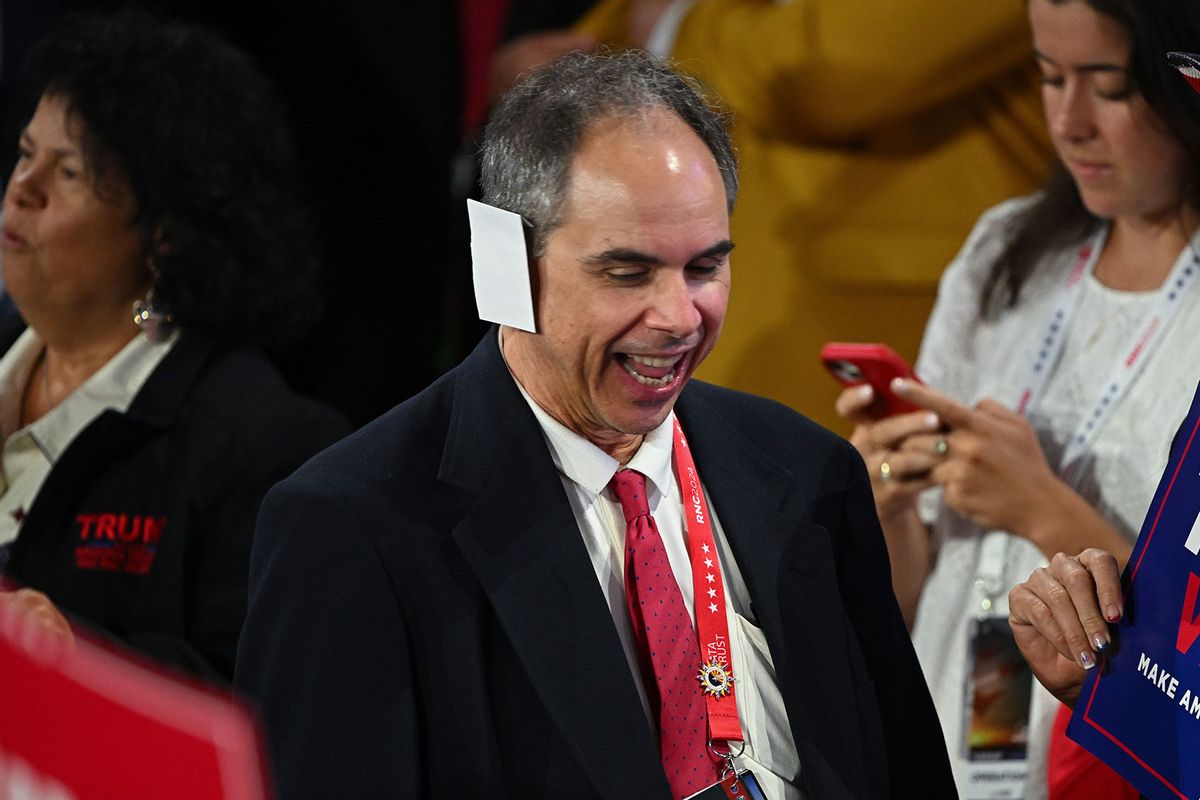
[
  {"xmin": 546, "ymin": 139, "xmax": 732, "ymax": 268},
  {"xmin": 573, "ymin": 108, "xmax": 704, "ymax": 164},
  {"xmin": 556, "ymin": 110, "xmax": 726, "ymax": 220}
]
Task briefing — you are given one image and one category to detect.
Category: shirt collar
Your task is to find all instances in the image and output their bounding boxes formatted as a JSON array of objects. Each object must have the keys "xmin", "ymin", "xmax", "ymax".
[
  {"xmin": 0, "ymin": 329, "xmax": 42, "ymax": 440},
  {"xmin": 0, "ymin": 327, "xmax": 179, "ymax": 459}
]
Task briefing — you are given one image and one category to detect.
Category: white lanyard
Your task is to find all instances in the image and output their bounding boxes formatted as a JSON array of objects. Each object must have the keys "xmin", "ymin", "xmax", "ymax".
[{"xmin": 1014, "ymin": 224, "xmax": 1200, "ymax": 474}]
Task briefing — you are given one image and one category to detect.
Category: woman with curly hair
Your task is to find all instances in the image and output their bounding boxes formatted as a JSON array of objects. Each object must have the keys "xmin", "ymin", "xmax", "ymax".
[{"xmin": 0, "ymin": 12, "xmax": 347, "ymax": 684}]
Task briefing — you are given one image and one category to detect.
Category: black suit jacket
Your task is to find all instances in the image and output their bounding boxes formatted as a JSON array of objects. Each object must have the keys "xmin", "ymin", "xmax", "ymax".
[{"xmin": 235, "ymin": 332, "xmax": 955, "ymax": 799}]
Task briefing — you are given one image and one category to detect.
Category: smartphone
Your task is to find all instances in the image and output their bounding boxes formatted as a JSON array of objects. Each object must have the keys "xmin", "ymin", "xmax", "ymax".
[{"xmin": 820, "ymin": 342, "xmax": 921, "ymax": 417}]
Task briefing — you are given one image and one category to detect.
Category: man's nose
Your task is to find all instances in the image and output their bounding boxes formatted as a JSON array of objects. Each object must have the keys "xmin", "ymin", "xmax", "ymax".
[{"xmin": 644, "ymin": 272, "xmax": 703, "ymax": 338}]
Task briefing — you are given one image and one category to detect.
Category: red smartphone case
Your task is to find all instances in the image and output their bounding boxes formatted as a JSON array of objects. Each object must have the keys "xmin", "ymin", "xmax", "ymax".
[{"xmin": 819, "ymin": 342, "xmax": 920, "ymax": 417}]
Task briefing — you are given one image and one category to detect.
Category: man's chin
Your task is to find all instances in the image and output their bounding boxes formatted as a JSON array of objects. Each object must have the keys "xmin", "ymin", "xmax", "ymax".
[{"xmin": 607, "ymin": 397, "xmax": 680, "ymax": 436}]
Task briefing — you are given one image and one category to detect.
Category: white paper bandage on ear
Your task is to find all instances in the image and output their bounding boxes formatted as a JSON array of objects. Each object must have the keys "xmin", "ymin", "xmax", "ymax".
[{"xmin": 466, "ymin": 199, "xmax": 537, "ymax": 333}]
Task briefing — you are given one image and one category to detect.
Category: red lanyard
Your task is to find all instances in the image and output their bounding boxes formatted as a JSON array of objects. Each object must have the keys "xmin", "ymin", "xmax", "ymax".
[{"xmin": 671, "ymin": 418, "xmax": 744, "ymax": 748}]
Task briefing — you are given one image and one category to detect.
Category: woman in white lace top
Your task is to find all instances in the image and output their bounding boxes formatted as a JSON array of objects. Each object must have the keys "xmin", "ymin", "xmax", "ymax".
[{"xmin": 835, "ymin": 0, "xmax": 1200, "ymax": 797}]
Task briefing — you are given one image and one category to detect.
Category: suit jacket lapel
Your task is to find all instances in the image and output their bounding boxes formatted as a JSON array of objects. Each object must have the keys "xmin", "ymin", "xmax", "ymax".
[{"xmin": 440, "ymin": 332, "xmax": 669, "ymax": 798}]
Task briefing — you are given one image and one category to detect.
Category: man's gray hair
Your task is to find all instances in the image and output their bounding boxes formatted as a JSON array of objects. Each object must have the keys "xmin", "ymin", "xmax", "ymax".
[{"xmin": 480, "ymin": 49, "xmax": 738, "ymax": 257}]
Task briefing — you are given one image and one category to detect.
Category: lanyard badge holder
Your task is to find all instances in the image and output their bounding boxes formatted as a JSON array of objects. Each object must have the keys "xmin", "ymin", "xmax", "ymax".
[
  {"xmin": 961, "ymin": 533, "xmax": 1033, "ymax": 799},
  {"xmin": 684, "ymin": 770, "xmax": 769, "ymax": 800}
]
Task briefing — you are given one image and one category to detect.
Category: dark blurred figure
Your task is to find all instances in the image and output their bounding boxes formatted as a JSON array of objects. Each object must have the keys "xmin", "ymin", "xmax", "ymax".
[
  {"xmin": 231, "ymin": 0, "xmax": 598, "ymax": 426},
  {"xmin": 1, "ymin": 0, "xmax": 67, "ymax": 185}
]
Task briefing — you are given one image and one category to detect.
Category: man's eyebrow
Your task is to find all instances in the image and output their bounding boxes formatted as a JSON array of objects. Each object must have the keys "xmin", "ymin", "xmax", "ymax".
[
  {"xmin": 695, "ymin": 241, "xmax": 735, "ymax": 261},
  {"xmin": 583, "ymin": 240, "xmax": 735, "ymax": 267},
  {"xmin": 1034, "ymin": 51, "xmax": 1126, "ymax": 73},
  {"xmin": 583, "ymin": 248, "xmax": 665, "ymax": 267}
]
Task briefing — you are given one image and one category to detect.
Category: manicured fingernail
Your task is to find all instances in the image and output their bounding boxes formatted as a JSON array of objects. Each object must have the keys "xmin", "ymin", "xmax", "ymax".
[
  {"xmin": 1080, "ymin": 651, "xmax": 1096, "ymax": 670},
  {"xmin": 857, "ymin": 384, "xmax": 874, "ymax": 400},
  {"xmin": 891, "ymin": 377, "xmax": 909, "ymax": 395},
  {"xmin": 1105, "ymin": 605, "xmax": 1122, "ymax": 622},
  {"xmin": 1093, "ymin": 632, "xmax": 1110, "ymax": 651},
  {"xmin": 924, "ymin": 413, "xmax": 940, "ymax": 429}
]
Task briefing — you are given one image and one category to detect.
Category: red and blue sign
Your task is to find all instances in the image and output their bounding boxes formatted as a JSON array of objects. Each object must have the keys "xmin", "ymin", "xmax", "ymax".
[{"xmin": 1069, "ymin": 380, "xmax": 1200, "ymax": 799}]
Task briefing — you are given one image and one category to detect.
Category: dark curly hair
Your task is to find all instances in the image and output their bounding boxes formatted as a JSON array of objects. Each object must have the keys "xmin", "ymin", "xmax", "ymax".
[
  {"xmin": 20, "ymin": 11, "xmax": 321, "ymax": 347},
  {"xmin": 981, "ymin": 0, "xmax": 1200, "ymax": 315}
]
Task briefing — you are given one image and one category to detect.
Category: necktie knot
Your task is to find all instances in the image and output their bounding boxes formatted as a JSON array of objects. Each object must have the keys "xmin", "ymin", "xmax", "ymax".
[{"xmin": 610, "ymin": 469, "xmax": 651, "ymax": 523}]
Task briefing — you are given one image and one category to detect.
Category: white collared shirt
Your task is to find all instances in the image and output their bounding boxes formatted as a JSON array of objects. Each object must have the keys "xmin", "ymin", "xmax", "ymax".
[
  {"xmin": 0, "ymin": 328, "xmax": 178, "ymax": 546},
  {"xmin": 504, "ymin": 344, "xmax": 804, "ymax": 798}
]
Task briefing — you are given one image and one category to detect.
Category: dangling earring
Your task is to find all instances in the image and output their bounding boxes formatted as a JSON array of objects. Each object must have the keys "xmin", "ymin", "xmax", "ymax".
[{"xmin": 132, "ymin": 289, "xmax": 174, "ymax": 342}]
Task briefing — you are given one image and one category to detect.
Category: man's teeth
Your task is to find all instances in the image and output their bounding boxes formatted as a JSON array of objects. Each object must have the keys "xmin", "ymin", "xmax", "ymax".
[
  {"xmin": 621, "ymin": 354, "xmax": 679, "ymax": 387},
  {"xmin": 627, "ymin": 354, "xmax": 676, "ymax": 369},
  {"xmin": 622, "ymin": 362, "xmax": 674, "ymax": 387}
]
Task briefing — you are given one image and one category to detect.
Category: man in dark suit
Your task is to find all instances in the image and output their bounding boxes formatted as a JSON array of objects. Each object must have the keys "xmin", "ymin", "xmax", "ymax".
[{"xmin": 234, "ymin": 51, "xmax": 955, "ymax": 800}]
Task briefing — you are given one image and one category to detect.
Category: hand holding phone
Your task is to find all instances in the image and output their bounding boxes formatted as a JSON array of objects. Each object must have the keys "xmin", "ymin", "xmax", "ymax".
[{"xmin": 820, "ymin": 342, "xmax": 921, "ymax": 417}]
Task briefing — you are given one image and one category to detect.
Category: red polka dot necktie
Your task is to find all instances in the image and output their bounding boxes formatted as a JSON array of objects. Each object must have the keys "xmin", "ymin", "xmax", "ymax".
[{"xmin": 611, "ymin": 469, "xmax": 718, "ymax": 799}]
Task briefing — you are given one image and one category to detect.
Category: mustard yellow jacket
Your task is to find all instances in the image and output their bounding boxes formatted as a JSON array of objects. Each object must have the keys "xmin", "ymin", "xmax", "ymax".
[{"xmin": 579, "ymin": 0, "xmax": 1053, "ymax": 431}]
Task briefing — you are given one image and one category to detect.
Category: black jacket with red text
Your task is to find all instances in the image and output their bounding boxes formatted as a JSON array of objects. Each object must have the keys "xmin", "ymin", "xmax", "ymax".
[{"xmin": 0, "ymin": 328, "xmax": 348, "ymax": 684}]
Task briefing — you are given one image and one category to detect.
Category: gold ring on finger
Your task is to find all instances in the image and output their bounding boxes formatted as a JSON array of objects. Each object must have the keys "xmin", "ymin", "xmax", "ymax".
[
  {"xmin": 879, "ymin": 460, "xmax": 893, "ymax": 481},
  {"xmin": 934, "ymin": 435, "xmax": 949, "ymax": 456}
]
